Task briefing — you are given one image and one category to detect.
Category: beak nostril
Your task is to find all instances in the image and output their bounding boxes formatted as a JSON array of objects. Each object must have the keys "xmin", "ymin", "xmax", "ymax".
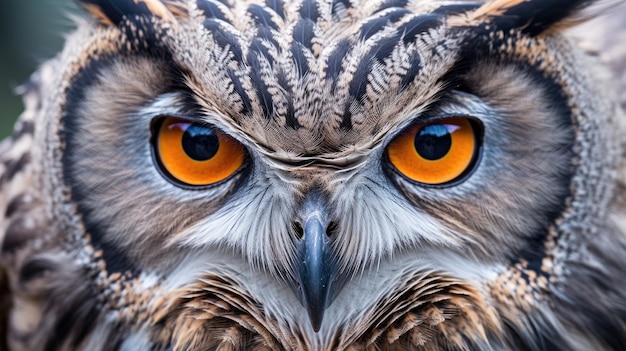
[
  {"xmin": 326, "ymin": 221, "xmax": 338, "ymax": 237},
  {"xmin": 294, "ymin": 222, "xmax": 304, "ymax": 239}
]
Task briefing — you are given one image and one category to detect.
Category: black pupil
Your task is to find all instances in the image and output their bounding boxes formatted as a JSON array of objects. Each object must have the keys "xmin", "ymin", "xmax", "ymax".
[
  {"xmin": 181, "ymin": 124, "xmax": 219, "ymax": 161},
  {"xmin": 414, "ymin": 124, "xmax": 452, "ymax": 160}
]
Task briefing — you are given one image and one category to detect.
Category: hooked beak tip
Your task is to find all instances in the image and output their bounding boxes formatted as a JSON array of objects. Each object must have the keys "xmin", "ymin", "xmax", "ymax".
[{"xmin": 309, "ymin": 308, "xmax": 324, "ymax": 332}]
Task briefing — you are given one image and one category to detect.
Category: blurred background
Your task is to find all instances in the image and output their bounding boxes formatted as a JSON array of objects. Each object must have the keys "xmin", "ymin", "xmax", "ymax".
[{"xmin": 0, "ymin": 0, "xmax": 77, "ymax": 139}]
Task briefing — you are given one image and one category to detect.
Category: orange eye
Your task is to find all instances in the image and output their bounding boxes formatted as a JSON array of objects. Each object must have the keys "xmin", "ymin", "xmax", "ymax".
[
  {"xmin": 155, "ymin": 117, "xmax": 245, "ymax": 186},
  {"xmin": 386, "ymin": 117, "xmax": 479, "ymax": 185}
]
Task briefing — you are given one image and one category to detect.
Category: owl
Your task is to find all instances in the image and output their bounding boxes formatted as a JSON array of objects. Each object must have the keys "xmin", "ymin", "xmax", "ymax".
[{"xmin": 1, "ymin": 0, "xmax": 625, "ymax": 350}]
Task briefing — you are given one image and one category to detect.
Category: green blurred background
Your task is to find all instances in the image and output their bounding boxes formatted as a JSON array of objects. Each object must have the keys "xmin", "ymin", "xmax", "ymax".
[{"xmin": 0, "ymin": 0, "xmax": 77, "ymax": 139}]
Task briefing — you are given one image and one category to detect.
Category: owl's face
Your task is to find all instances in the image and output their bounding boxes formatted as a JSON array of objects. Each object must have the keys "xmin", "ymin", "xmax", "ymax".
[{"xmin": 1, "ymin": 0, "xmax": 625, "ymax": 350}]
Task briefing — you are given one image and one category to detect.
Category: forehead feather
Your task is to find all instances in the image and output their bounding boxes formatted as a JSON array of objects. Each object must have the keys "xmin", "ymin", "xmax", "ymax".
[
  {"xmin": 173, "ymin": 0, "xmax": 472, "ymax": 156},
  {"xmin": 74, "ymin": 0, "xmax": 600, "ymax": 160}
]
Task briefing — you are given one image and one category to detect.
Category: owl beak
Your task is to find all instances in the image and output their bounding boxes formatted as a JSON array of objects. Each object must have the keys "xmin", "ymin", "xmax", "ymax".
[{"xmin": 295, "ymin": 197, "xmax": 339, "ymax": 332}]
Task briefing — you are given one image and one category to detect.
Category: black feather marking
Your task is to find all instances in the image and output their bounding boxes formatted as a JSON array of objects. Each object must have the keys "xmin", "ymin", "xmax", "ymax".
[
  {"xmin": 256, "ymin": 25, "xmax": 280, "ymax": 49},
  {"xmin": 276, "ymin": 69, "xmax": 300, "ymax": 129},
  {"xmin": 196, "ymin": 0, "xmax": 228, "ymax": 21},
  {"xmin": 340, "ymin": 33, "xmax": 402, "ymax": 102},
  {"xmin": 203, "ymin": 19, "xmax": 243, "ymax": 62},
  {"xmin": 331, "ymin": 0, "xmax": 352, "ymax": 15},
  {"xmin": 348, "ymin": 57, "xmax": 373, "ymax": 103},
  {"xmin": 359, "ymin": 18, "xmax": 389, "ymax": 41},
  {"xmin": 343, "ymin": 31, "xmax": 401, "ymax": 121},
  {"xmin": 358, "ymin": 9, "xmax": 411, "ymax": 41},
  {"xmin": 248, "ymin": 37, "xmax": 274, "ymax": 67},
  {"xmin": 374, "ymin": 0, "xmax": 408, "ymax": 13},
  {"xmin": 248, "ymin": 4, "xmax": 279, "ymax": 30},
  {"xmin": 246, "ymin": 52, "xmax": 274, "ymax": 118},
  {"xmin": 398, "ymin": 14, "xmax": 442, "ymax": 44},
  {"xmin": 265, "ymin": 0, "xmax": 285, "ymax": 18},
  {"xmin": 292, "ymin": 18, "xmax": 316, "ymax": 50},
  {"xmin": 370, "ymin": 32, "xmax": 402, "ymax": 63},
  {"xmin": 490, "ymin": 0, "xmax": 596, "ymax": 36},
  {"xmin": 227, "ymin": 68, "xmax": 252, "ymax": 115},
  {"xmin": 19, "ymin": 258, "xmax": 56, "ymax": 284},
  {"xmin": 213, "ymin": 0, "xmax": 232, "ymax": 7},
  {"xmin": 399, "ymin": 52, "xmax": 422, "ymax": 90},
  {"xmin": 299, "ymin": 0, "xmax": 320, "ymax": 21},
  {"xmin": 291, "ymin": 42, "xmax": 311, "ymax": 77},
  {"xmin": 78, "ymin": 0, "xmax": 155, "ymax": 25},
  {"xmin": 2, "ymin": 218, "xmax": 38, "ymax": 253},
  {"xmin": 348, "ymin": 31, "xmax": 403, "ymax": 105},
  {"xmin": 13, "ymin": 120, "xmax": 35, "ymax": 140},
  {"xmin": 4, "ymin": 194, "xmax": 28, "ymax": 218},
  {"xmin": 340, "ymin": 109, "xmax": 353, "ymax": 130},
  {"xmin": 432, "ymin": 3, "xmax": 481, "ymax": 16},
  {"xmin": 325, "ymin": 38, "xmax": 352, "ymax": 82},
  {"xmin": 2, "ymin": 153, "xmax": 31, "ymax": 183}
]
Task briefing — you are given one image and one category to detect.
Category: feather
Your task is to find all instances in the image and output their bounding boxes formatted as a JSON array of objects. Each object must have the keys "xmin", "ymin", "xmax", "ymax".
[
  {"xmin": 77, "ymin": 0, "xmax": 176, "ymax": 25},
  {"xmin": 450, "ymin": 0, "xmax": 613, "ymax": 36}
]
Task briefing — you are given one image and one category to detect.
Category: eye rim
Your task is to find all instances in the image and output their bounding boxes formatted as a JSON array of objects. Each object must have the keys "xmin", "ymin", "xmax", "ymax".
[
  {"xmin": 384, "ymin": 116, "xmax": 484, "ymax": 189},
  {"xmin": 150, "ymin": 115, "xmax": 250, "ymax": 190}
]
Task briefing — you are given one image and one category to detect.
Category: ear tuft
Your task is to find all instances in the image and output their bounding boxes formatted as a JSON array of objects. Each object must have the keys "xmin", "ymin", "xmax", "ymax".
[
  {"xmin": 76, "ymin": 0, "xmax": 177, "ymax": 26},
  {"xmin": 451, "ymin": 0, "xmax": 612, "ymax": 36}
]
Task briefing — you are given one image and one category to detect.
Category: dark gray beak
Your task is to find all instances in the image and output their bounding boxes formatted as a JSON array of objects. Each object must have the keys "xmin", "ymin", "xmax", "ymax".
[{"xmin": 294, "ymin": 192, "xmax": 342, "ymax": 332}]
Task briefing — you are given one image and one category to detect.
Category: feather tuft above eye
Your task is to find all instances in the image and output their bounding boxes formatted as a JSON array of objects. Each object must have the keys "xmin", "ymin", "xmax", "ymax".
[
  {"xmin": 450, "ymin": 0, "xmax": 613, "ymax": 36},
  {"xmin": 76, "ymin": 0, "xmax": 181, "ymax": 26}
]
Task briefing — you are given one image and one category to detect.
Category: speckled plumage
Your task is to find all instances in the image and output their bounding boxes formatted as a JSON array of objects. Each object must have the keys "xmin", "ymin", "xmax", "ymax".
[{"xmin": 1, "ymin": 0, "xmax": 625, "ymax": 350}]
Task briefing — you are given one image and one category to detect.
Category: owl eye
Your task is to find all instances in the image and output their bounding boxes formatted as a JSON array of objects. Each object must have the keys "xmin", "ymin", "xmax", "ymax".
[
  {"xmin": 386, "ymin": 117, "xmax": 480, "ymax": 186},
  {"xmin": 154, "ymin": 117, "xmax": 245, "ymax": 186}
]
